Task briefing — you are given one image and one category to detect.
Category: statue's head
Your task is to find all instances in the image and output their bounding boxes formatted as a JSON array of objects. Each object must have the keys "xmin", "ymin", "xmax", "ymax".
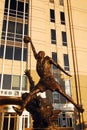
[{"xmin": 37, "ymin": 51, "xmax": 45, "ymax": 58}]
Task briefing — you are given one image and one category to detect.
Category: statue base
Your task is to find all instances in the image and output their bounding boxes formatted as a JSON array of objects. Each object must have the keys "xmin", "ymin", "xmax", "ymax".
[{"xmin": 25, "ymin": 128, "xmax": 74, "ymax": 130}]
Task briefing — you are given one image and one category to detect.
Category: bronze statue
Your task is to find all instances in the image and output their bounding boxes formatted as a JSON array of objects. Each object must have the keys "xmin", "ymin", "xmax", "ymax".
[
  {"xmin": 21, "ymin": 69, "xmax": 61, "ymax": 129},
  {"xmin": 13, "ymin": 36, "xmax": 84, "ymax": 115}
]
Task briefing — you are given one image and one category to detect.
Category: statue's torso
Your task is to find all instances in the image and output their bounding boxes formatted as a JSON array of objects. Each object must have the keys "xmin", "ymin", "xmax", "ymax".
[{"xmin": 36, "ymin": 56, "xmax": 52, "ymax": 78}]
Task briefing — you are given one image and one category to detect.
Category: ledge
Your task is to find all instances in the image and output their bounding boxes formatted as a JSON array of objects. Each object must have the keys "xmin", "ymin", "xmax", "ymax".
[{"xmin": 25, "ymin": 128, "xmax": 74, "ymax": 130}]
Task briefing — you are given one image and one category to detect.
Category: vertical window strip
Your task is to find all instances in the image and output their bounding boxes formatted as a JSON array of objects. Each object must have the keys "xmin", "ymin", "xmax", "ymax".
[
  {"xmin": 11, "ymin": 1, "xmax": 18, "ymax": 90},
  {"xmin": 51, "ymin": 29, "xmax": 56, "ymax": 44},
  {"xmin": 62, "ymin": 31, "xmax": 67, "ymax": 46},
  {"xmin": 0, "ymin": 0, "xmax": 11, "ymax": 90},
  {"xmin": 1, "ymin": 0, "xmax": 29, "ymax": 90},
  {"xmin": 63, "ymin": 54, "xmax": 70, "ymax": 71},
  {"xmin": 60, "ymin": 12, "xmax": 65, "ymax": 25},
  {"xmin": 20, "ymin": 1, "xmax": 26, "ymax": 91},
  {"xmin": 50, "ymin": 9, "xmax": 55, "ymax": 22}
]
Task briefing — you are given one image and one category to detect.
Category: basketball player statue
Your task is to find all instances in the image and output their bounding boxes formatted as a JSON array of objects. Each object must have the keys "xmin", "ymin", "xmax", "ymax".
[{"xmin": 13, "ymin": 36, "xmax": 84, "ymax": 115}]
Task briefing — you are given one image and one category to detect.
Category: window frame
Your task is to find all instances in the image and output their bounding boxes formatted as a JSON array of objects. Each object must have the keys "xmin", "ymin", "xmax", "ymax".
[
  {"xmin": 50, "ymin": 9, "xmax": 55, "ymax": 22},
  {"xmin": 62, "ymin": 31, "xmax": 67, "ymax": 46},
  {"xmin": 51, "ymin": 29, "xmax": 56, "ymax": 44},
  {"xmin": 60, "ymin": 12, "xmax": 65, "ymax": 25},
  {"xmin": 63, "ymin": 54, "xmax": 70, "ymax": 71}
]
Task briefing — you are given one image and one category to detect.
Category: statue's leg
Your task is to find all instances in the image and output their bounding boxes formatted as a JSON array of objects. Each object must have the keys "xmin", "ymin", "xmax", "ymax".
[
  {"xmin": 13, "ymin": 88, "xmax": 41, "ymax": 116},
  {"xmin": 55, "ymin": 84, "xmax": 84, "ymax": 113}
]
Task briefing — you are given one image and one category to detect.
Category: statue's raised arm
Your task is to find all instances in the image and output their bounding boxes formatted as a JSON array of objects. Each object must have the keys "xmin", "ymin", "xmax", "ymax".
[
  {"xmin": 24, "ymin": 36, "xmax": 38, "ymax": 59},
  {"xmin": 50, "ymin": 58, "xmax": 71, "ymax": 77}
]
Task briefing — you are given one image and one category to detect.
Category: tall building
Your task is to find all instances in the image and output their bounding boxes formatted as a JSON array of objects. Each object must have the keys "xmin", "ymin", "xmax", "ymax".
[{"xmin": 0, "ymin": 0, "xmax": 87, "ymax": 130}]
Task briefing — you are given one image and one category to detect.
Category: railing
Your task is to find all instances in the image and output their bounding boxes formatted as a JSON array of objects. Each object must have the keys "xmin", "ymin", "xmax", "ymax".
[{"xmin": 53, "ymin": 103, "xmax": 74, "ymax": 111}]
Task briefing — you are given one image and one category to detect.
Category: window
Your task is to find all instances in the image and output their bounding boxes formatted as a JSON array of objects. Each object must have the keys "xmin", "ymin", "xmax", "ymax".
[
  {"xmin": 51, "ymin": 29, "xmax": 56, "ymax": 44},
  {"xmin": 62, "ymin": 31, "xmax": 67, "ymax": 46},
  {"xmin": 22, "ymin": 76, "xmax": 27, "ymax": 90},
  {"xmin": 0, "ymin": 45, "xmax": 27, "ymax": 61},
  {"xmin": 24, "ymin": 24, "xmax": 28, "ymax": 35},
  {"xmin": 65, "ymin": 80, "xmax": 71, "ymax": 97},
  {"xmin": 0, "ymin": 45, "xmax": 4, "ymax": 58},
  {"xmin": 12, "ymin": 75, "xmax": 27, "ymax": 90},
  {"xmin": 7, "ymin": 21, "xmax": 15, "ymax": 41},
  {"xmin": 53, "ymin": 91, "xmax": 60, "ymax": 103},
  {"xmin": 4, "ymin": 0, "xmax": 29, "ymax": 19},
  {"xmin": 2, "ymin": 20, "xmax": 28, "ymax": 42},
  {"xmin": 2, "ymin": 0, "xmax": 29, "ymax": 42},
  {"xmin": 23, "ymin": 48, "xmax": 27, "ymax": 61},
  {"xmin": 10, "ymin": 0, "xmax": 16, "ymax": 10},
  {"xmin": 12, "ymin": 75, "xmax": 20, "ymax": 89},
  {"xmin": 58, "ymin": 112, "xmax": 73, "ymax": 127},
  {"xmin": 49, "ymin": 0, "xmax": 54, "ymax": 3},
  {"xmin": 5, "ymin": 46, "xmax": 13, "ymax": 59},
  {"xmin": 50, "ymin": 9, "xmax": 55, "ymax": 22},
  {"xmin": 59, "ymin": 0, "xmax": 64, "ymax": 6},
  {"xmin": 2, "ymin": 74, "xmax": 11, "ymax": 89},
  {"xmin": 14, "ymin": 47, "xmax": 21, "ymax": 60},
  {"xmin": 52, "ymin": 52, "xmax": 57, "ymax": 69},
  {"xmin": 63, "ymin": 54, "xmax": 70, "ymax": 71},
  {"xmin": 2, "ymin": 20, "xmax": 7, "ymax": 39},
  {"xmin": 60, "ymin": 12, "xmax": 65, "ymax": 24}
]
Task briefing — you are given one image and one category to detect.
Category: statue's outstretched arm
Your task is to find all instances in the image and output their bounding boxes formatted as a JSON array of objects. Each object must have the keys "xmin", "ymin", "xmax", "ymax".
[
  {"xmin": 24, "ymin": 69, "xmax": 35, "ymax": 91},
  {"xmin": 24, "ymin": 36, "xmax": 38, "ymax": 59},
  {"xmin": 50, "ymin": 58, "xmax": 71, "ymax": 77}
]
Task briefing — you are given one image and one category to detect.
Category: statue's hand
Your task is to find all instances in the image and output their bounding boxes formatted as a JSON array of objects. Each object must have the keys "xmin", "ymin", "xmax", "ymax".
[
  {"xmin": 24, "ymin": 69, "xmax": 30, "ymax": 77},
  {"xmin": 24, "ymin": 36, "xmax": 31, "ymax": 43}
]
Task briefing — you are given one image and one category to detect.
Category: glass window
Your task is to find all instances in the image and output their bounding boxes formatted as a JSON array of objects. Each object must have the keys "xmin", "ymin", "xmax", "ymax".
[
  {"xmin": 23, "ymin": 48, "xmax": 27, "ymax": 61},
  {"xmin": 2, "ymin": 20, "xmax": 7, "ymax": 39},
  {"xmin": 10, "ymin": 0, "xmax": 16, "ymax": 10},
  {"xmin": 5, "ymin": 0, "xmax": 9, "ymax": 9},
  {"xmin": 0, "ymin": 46, "xmax": 27, "ymax": 61},
  {"xmin": 15, "ymin": 22, "xmax": 23, "ymax": 42},
  {"xmin": 52, "ymin": 52, "xmax": 57, "ymax": 69},
  {"xmin": 0, "ymin": 45, "xmax": 4, "ymax": 58},
  {"xmin": 3, "ymin": 74, "xmax": 11, "ymax": 89},
  {"xmin": 2, "ymin": 0, "xmax": 29, "ymax": 42},
  {"xmin": 9, "ymin": 0, "xmax": 16, "ymax": 17},
  {"xmin": 17, "ymin": 1, "xmax": 24, "ymax": 18},
  {"xmin": 51, "ymin": 29, "xmax": 56, "ymax": 44},
  {"xmin": 53, "ymin": 91, "xmax": 60, "ymax": 103},
  {"xmin": 16, "ymin": 22, "xmax": 23, "ymax": 34},
  {"xmin": 25, "ymin": 3, "xmax": 29, "ymax": 18},
  {"xmin": 24, "ymin": 24, "xmax": 28, "ymax": 35},
  {"xmin": 59, "ymin": 0, "xmax": 64, "ymax": 6},
  {"xmin": 8, "ymin": 21, "xmax": 15, "ymax": 33},
  {"xmin": 65, "ymin": 80, "xmax": 71, "ymax": 96},
  {"xmin": 14, "ymin": 47, "xmax": 21, "ymax": 60},
  {"xmin": 62, "ymin": 31, "xmax": 67, "ymax": 46},
  {"xmin": 5, "ymin": 46, "xmax": 13, "ymax": 59},
  {"xmin": 50, "ymin": 9, "xmax": 55, "ymax": 22},
  {"xmin": 2, "ymin": 20, "xmax": 7, "ymax": 32},
  {"xmin": 12, "ymin": 75, "xmax": 27, "ymax": 90},
  {"xmin": 12, "ymin": 75, "xmax": 20, "ymax": 89},
  {"xmin": 60, "ymin": 12, "xmax": 65, "ymax": 24},
  {"xmin": 22, "ymin": 76, "xmax": 27, "ymax": 90},
  {"xmin": 63, "ymin": 54, "xmax": 70, "ymax": 71},
  {"xmin": 18, "ymin": 1, "xmax": 24, "ymax": 12},
  {"xmin": 4, "ymin": 0, "xmax": 9, "ymax": 15},
  {"xmin": 49, "ymin": 0, "xmax": 54, "ymax": 3}
]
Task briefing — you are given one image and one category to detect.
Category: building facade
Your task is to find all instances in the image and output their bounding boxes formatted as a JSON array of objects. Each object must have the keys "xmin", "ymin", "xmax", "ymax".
[{"xmin": 0, "ymin": 0, "xmax": 87, "ymax": 130}]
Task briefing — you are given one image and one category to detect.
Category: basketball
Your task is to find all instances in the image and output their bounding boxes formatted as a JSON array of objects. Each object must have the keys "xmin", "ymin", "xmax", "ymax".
[{"xmin": 24, "ymin": 36, "xmax": 31, "ymax": 43}]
